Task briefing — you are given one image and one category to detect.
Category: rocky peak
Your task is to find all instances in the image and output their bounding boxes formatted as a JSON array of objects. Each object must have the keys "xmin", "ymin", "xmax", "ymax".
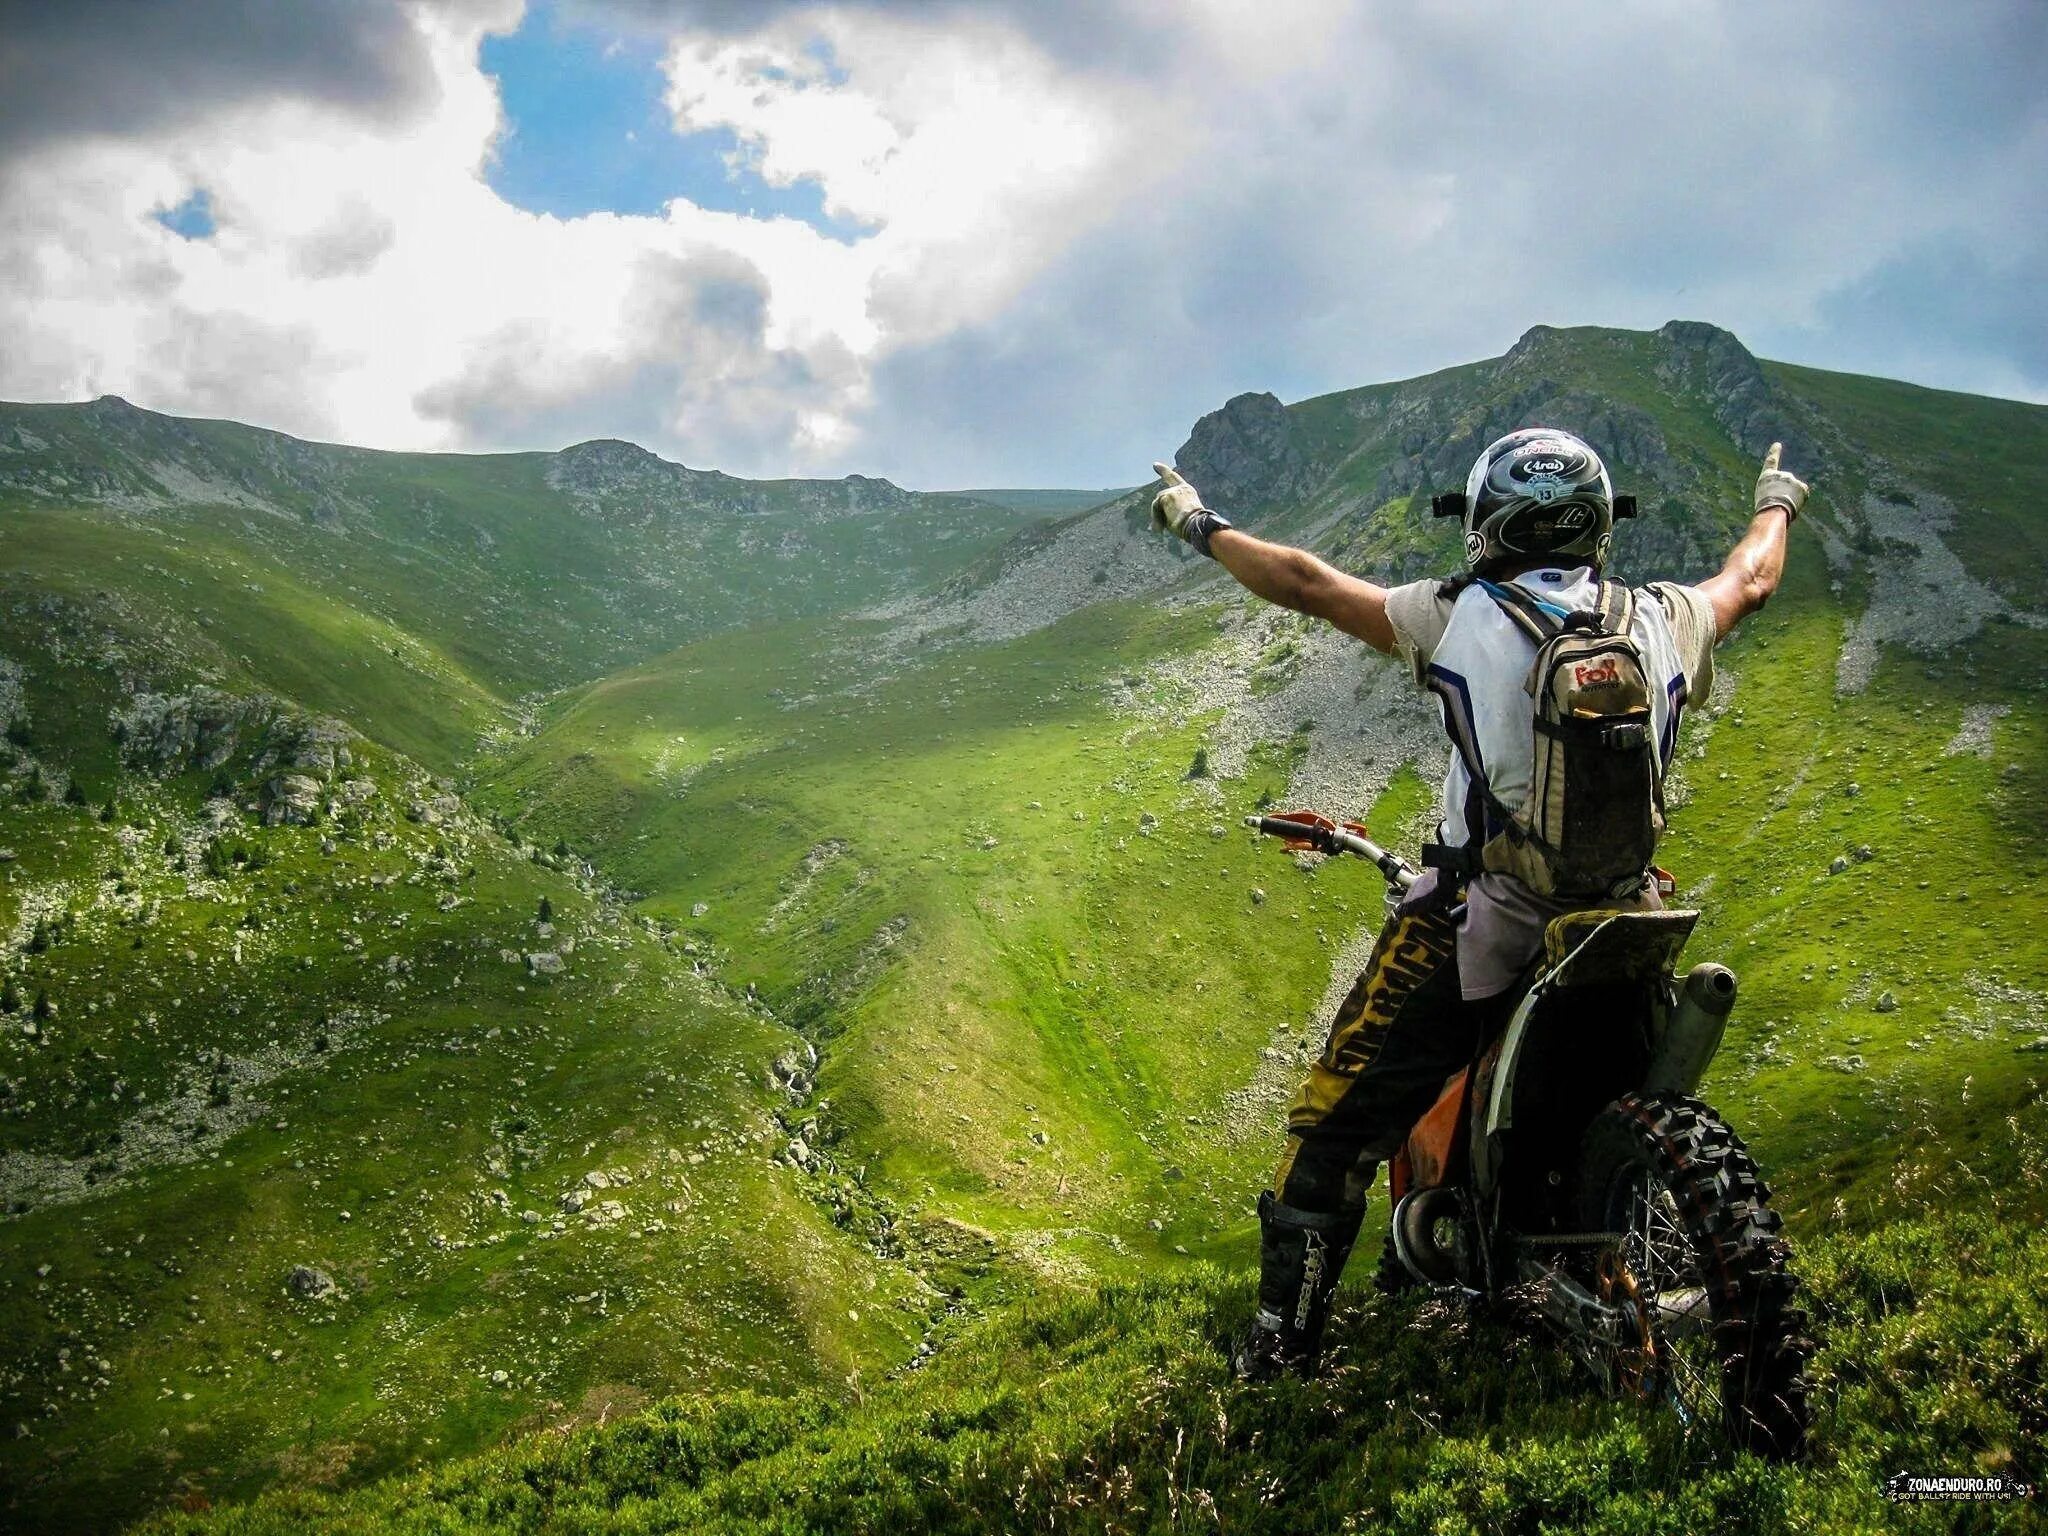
[
  {"xmin": 555, "ymin": 438, "xmax": 671, "ymax": 474},
  {"xmin": 1500, "ymin": 324, "xmax": 1570, "ymax": 369},
  {"xmin": 546, "ymin": 438, "xmax": 696, "ymax": 504},
  {"xmin": 1654, "ymin": 318, "xmax": 1818, "ymax": 469},
  {"xmin": 1171, "ymin": 391, "xmax": 1309, "ymax": 514},
  {"xmin": 1655, "ymin": 320, "xmax": 1765, "ymax": 399}
]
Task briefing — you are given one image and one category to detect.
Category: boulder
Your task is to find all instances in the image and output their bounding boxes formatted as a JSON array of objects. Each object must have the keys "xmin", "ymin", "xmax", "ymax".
[
  {"xmin": 262, "ymin": 774, "xmax": 322, "ymax": 826},
  {"xmin": 286, "ymin": 1264, "xmax": 336, "ymax": 1299}
]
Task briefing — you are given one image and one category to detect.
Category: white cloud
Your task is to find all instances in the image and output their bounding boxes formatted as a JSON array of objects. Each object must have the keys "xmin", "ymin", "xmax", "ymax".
[{"xmin": 661, "ymin": 9, "xmax": 1129, "ymax": 347}]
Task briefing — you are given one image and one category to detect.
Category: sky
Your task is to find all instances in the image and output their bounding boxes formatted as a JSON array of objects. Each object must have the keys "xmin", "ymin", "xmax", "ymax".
[{"xmin": 0, "ymin": 0, "xmax": 2042, "ymax": 488}]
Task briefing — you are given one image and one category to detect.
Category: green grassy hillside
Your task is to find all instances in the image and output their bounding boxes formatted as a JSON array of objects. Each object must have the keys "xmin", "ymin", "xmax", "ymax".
[
  {"xmin": 0, "ymin": 400, "xmax": 1062, "ymax": 769},
  {"xmin": 3, "ymin": 323, "xmax": 2045, "ymax": 1531},
  {"xmin": 948, "ymin": 487, "xmax": 1135, "ymax": 516},
  {"xmin": 0, "ymin": 720, "xmax": 941, "ymax": 1531}
]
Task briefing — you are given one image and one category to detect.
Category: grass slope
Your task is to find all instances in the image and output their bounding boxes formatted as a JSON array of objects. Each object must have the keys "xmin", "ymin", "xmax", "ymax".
[
  {"xmin": 145, "ymin": 1195, "xmax": 2047, "ymax": 1534},
  {"xmin": 0, "ymin": 737, "xmax": 931, "ymax": 1530},
  {"xmin": 0, "ymin": 399, "xmax": 1062, "ymax": 766}
]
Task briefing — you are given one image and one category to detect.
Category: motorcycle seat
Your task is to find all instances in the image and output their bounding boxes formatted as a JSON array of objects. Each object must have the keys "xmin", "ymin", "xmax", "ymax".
[{"xmin": 1541, "ymin": 908, "xmax": 1700, "ymax": 988}]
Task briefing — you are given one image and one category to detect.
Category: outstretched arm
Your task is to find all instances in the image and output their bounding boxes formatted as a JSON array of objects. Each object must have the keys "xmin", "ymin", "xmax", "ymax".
[
  {"xmin": 1147, "ymin": 462, "xmax": 1397, "ymax": 653},
  {"xmin": 1696, "ymin": 442, "xmax": 1809, "ymax": 640},
  {"xmin": 1207, "ymin": 527, "xmax": 1398, "ymax": 653}
]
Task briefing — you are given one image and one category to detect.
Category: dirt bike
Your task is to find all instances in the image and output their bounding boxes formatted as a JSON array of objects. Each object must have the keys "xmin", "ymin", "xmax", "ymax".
[{"xmin": 1248, "ymin": 809, "xmax": 1814, "ymax": 1460}]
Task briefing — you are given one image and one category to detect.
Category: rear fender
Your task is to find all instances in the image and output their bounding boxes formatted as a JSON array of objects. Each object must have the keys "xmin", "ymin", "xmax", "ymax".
[
  {"xmin": 1473, "ymin": 986, "xmax": 1543, "ymax": 1198},
  {"xmin": 1474, "ymin": 910, "xmax": 1698, "ymax": 1198}
]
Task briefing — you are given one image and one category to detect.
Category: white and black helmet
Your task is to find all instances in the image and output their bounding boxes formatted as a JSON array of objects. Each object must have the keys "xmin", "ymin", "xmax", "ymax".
[{"xmin": 1432, "ymin": 428, "xmax": 1634, "ymax": 572}]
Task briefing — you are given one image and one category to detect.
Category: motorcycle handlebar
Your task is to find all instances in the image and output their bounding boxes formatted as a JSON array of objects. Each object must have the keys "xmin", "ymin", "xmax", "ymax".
[{"xmin": 1245, "ymin": 814, "xmax": 1418, "ymax": 892}]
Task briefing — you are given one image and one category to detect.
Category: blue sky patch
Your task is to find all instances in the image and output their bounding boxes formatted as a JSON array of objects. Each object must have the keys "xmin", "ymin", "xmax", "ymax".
[
  {"xmin": 153, "ymin": 187, "xmax": 216, "ymax": 240},
  {"xmin": 481, "ymin": 1, "xmax": 869, "ymax": 240}
]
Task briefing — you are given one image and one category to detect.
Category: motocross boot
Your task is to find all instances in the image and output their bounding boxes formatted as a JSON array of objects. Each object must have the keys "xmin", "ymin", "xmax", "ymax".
[{"xmin": 1232, "ymin": 1191, "xmax": 1363, "ymax": 1382}]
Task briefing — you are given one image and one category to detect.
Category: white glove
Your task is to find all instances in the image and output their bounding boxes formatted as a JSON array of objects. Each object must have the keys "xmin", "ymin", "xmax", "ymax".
[
  {"xmin": 1150, "ymin": 462, "xmax": 1207, "ymax": 539},
  {"xmin": 1754, "ymin": 442, "xmax": 1809, "ymax": 521}
]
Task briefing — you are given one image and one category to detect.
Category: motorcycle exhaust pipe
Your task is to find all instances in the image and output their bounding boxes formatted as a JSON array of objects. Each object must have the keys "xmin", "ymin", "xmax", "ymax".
[
  {"xmin": 1645, "ymin": 962, "xmax": 1737, "ymax": 1095},
  {"xmin": 1390, "ymin": 1186, "xmax": 1462, "ymax": 1286}
]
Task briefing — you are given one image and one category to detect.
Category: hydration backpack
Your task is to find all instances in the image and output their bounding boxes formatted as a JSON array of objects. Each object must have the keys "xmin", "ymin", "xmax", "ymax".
[{"xmin": 1452, "ymin": 579, "xmax": 1666, "ymax": 900}]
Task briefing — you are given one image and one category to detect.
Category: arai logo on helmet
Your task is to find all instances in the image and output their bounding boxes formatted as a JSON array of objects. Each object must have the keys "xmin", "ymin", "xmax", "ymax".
[{"xmin": 1524, "ymin": 456, "xmax": 1568, "ymax": 475}]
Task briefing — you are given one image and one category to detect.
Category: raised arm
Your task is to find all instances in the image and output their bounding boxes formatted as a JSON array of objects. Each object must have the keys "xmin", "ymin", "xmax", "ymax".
[
  {"xmin": 1207, "ymin": 527, "xmax": 1397, "ymax": 652},
  {"xmin": 1695, "ymin": 443, "xmax": 1810, "ymax": 639},
  {"xmin": 1147, "ymin": 462, "xmax": 1398, "ymax": 654}
]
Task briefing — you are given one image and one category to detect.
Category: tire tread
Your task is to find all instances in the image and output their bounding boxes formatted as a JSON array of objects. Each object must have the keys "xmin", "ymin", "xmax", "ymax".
[{"xmin": 1581, "ymin": 1090, "xmax": 1814, "ymax": 1459}]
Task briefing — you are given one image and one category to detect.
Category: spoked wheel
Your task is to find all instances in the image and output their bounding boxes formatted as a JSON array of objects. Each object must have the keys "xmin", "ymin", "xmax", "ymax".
[{"xmin": 1576, "ymin": 1092, "xmax": 1813, "ymax": 1459}]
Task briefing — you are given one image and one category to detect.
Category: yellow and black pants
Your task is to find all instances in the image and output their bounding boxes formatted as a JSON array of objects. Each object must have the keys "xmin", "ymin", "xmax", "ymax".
[{"xmin": 1269, "ymin": 903, "xmax": 1510, "ymax": 1216}]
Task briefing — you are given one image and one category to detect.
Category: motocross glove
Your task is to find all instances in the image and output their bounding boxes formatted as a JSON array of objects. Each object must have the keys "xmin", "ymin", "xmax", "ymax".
[
  {"xmin": 1150, "ymin": 462, "xmax": 1235, "ymax": 557},
  {"xmin": 1754, "ymin": 441, "xmax": 1809, "ymax": 522}
]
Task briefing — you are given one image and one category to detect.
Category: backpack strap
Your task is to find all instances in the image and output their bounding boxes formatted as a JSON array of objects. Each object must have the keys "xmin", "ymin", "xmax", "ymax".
[
  {"xmin": 1593, "ymin": 579, "xmax": 1636, "ymax": 637},
  {"xmin": 1476, "ymin": 579, "xmax": 1567, "ymax": 647}
]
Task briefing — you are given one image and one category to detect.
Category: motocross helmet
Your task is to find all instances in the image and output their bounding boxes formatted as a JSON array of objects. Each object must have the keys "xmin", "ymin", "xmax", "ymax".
[{"xmin": 1456, "ymin": 427, "xmax": 1614, "ymax": 572}]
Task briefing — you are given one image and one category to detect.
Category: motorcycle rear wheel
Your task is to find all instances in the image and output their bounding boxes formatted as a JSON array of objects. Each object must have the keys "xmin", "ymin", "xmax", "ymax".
[{"xmin": 1576, "ymin": 1092, "xmax": 1813, "ymax": 1460}]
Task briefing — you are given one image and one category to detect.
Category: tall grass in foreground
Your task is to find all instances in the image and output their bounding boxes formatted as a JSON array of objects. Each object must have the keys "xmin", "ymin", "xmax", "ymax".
[{"xmin": 153, "ymin": 1191, "xmax": 2045, "ymax": 1535}]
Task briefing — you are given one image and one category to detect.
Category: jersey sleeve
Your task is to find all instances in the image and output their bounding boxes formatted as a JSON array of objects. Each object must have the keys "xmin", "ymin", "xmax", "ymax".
[
  {"xmin": 1383, "ymin": 579, "xmax": 1455, "ymax": 683},
  {"xmin": 1644, "ymin": 581, "xmax": 1717, "ymax": 702}
]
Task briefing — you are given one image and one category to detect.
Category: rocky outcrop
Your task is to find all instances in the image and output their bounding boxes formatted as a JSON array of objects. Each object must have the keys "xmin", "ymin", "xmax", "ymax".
[
  {"xmin": 287, "ymin": 1264, "xmax": 337, "ymax": 1299},
  {"xmin": 112, "ymin": 688, "xmax": 357, "ymax": 779},
  {"xmin": 1171, "ymin": 392, "xmax": 1312, "ymax": 514},
  {"xmin": 1655, "ymin": 319, "xmax": 1820, "ymax": 471},
  {"xmin": 262, "ymin": 773, "xmax": 323, "ymax": 826}
]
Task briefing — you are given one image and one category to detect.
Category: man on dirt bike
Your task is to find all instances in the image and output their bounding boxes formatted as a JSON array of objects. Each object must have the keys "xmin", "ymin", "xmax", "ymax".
[{"xmin": 1147, "ymin": 427, "xmax": 1809, "ymax": 1381}]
